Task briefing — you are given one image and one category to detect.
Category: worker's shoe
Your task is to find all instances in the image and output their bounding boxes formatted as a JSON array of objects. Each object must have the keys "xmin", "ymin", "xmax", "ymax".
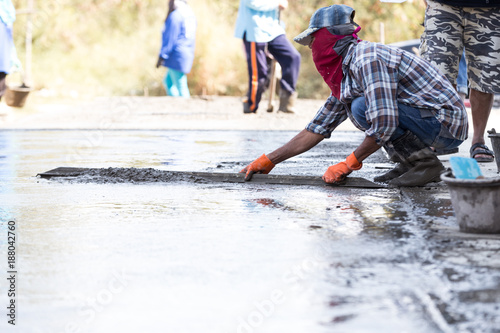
[
  {"xmin": 388, "ymin": 148, "xmax": 444, "ymax": 187},
  {"xmin": 389, "ymin": 130, "xmax": 428, "ymax": 162},
  {"xmin": 243, "ymin": 100, "xmax": 256, "ymax": 114},
  {"xmin": 375, "ymin": 130, "xmax": 426, "ymax": 183},
  {"xmin": 278, "ymin": 90, "xmax": 297, "ymax": 114},
  {"xmin": 374, "ymin": 161, "xmax": 412, "ymax": 182}
]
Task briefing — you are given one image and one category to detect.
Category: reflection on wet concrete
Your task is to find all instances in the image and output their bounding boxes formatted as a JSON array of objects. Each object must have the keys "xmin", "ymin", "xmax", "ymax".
[
  {"xmin": 0, "ymin": 129, "xmax": 499, "ymax": 333},
  {"xmin": 247, "ymin": 198, "xmax": 290, "ymax": 210}
]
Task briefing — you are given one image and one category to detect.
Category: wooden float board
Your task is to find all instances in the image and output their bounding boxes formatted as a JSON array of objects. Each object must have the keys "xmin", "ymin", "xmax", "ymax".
[{"xmin": 38, "ymin": 167, "xmax": 385, "ymax": 189}]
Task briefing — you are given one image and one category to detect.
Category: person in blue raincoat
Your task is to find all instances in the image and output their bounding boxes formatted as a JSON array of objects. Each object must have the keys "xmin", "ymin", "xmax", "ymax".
[
  {"xmin": 156, "ymin": 0, "xmax": 196, "ymax": 98},
  {"xmin": 0, "ymin": 0, "xmax": 18, "ymax": 101}
]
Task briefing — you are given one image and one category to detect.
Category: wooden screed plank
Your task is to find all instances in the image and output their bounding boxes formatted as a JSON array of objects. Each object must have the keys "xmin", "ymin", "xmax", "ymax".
[{"xmin": 37, "ymin": 167, "xmax": 385, "ymax": 189}]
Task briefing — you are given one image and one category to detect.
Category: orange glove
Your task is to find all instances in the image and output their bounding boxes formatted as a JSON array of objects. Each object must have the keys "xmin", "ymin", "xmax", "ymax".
[
  {"xmin": 322, "ymin": 152, "xmax": 362, "ymax": 183},
  {"xmin": 240, "ymin": 154, "xmax": 276, "ymax": 181}
]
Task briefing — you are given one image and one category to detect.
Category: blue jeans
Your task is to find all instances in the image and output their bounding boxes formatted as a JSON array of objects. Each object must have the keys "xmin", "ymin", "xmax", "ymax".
[
  {"xmin": 164, "ymin": 68, "xmax": 190, "ymax": 98},
  {"xmin": 456, "ymin": 50, "xmax": 468, "ymax": 95},
  {"xmin": 351, "ymin": 97, "xmax": 463, "ymax": 150}
]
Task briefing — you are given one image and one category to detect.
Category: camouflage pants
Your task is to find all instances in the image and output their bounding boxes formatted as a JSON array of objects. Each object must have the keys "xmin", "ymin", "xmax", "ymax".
[{"xmin": 420, "ymin": 0, "xmax": 500, "ymax": 94}]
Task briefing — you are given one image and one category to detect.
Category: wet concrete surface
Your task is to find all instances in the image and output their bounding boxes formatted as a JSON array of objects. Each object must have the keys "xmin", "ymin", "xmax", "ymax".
[{"xmin": 1, "ymin": 97, "xmax": 500, "ymax": 333}]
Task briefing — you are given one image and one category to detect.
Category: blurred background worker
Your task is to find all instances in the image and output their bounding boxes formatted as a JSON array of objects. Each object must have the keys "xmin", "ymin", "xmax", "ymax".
[
  {"xmin": 0, "ymin": 0, "xmax": 17, "ymax": 102},
  {"xmin": 156, "ymin": 0, "xmax": 196, "ymax": 98},
  {"xmin": 234, "ymin": 0, "xmax": 301, "ymax": 114}
]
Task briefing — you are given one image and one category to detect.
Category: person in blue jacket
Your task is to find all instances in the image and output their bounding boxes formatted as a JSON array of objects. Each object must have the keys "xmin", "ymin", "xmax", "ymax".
[
  {"xmin": 156, "ymin": 0, "xmax": 196, "ymax": 98},
  {"xmin": 0, "ymin": 0, "xmax": 16, "ymax": 102},
  {"xmin": 234, "ymin": 0, "xmax": 301, "ymax": 113}
]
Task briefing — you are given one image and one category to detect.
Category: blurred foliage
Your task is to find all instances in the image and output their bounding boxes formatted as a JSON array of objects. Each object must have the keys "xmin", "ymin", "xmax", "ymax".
[{"xmin": 10, "ymin": 0, "xmax": 425, "ymax": 99}]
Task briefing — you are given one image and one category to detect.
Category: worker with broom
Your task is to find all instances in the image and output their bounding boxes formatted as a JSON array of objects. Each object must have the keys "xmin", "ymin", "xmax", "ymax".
[
  {"xmin": 240, "ymin": 4, "xmax": 468, "ymax": 187},
  {"xmin": 234, "ymin": 0, "xmax": 301, "ymax": 114}
]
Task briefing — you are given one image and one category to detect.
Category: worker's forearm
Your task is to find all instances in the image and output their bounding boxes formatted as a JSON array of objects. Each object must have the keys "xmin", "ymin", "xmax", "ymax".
[
  {"xmin": 267, "ymin": 129, "xmax": 324, "ymax": 164},
  {"xmin": 353, "ymin": 135, "xmax": 381, "ymax": 162}
]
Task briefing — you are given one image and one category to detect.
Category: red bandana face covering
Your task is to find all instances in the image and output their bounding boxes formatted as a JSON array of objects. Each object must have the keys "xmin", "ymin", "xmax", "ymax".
[{"xmin": 311, "ymin": 27, "xmax": 361, "ymax": 99}]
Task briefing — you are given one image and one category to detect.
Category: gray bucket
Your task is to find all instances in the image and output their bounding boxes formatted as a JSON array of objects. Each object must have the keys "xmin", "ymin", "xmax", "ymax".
[
  {"xmin": 441, "ymin": 171, "xmax": 500, "ymax": 233},
  {"xmin": 489, "ymin": 133, "xmax": 500, "ymax": 173}
]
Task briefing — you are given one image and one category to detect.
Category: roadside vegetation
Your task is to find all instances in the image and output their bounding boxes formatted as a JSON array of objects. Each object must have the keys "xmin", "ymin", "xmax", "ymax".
[{"xmin": 10, "ymin": 0, "xmax": 425, "ymax": 99}]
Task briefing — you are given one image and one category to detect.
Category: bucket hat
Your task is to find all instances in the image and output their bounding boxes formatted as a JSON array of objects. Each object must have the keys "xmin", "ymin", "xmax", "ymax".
[{"xmin": 294, "ymin": 5, "xmax": 355, "ymax": 45}]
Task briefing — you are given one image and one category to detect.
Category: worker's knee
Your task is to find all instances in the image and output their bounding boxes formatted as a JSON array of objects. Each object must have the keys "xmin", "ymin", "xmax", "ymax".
[{"xmin": 350, "ymin": 96, "xmax": 369, "ymax": 127}]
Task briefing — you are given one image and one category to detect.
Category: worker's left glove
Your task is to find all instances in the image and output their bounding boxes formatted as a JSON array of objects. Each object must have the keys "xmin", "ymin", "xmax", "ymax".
[
  {"xmin": 322, "ymin": 152, "xmax": 362, "ymax": 183},
  {"xmin": 240, "ymin": 154, "xmax": 275, "ymax": 181}
]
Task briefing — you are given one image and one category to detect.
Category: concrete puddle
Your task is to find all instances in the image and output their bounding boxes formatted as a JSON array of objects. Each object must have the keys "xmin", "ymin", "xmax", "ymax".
[{"xmin": 0, "ymin": 129, "xmax": 499, "ymax": 332}]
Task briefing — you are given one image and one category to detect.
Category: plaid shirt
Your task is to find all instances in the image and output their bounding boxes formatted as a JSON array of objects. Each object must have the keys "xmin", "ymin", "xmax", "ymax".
[{"xmin": 306, "ymin": 41, "xmax": 468, "ymax": 145}]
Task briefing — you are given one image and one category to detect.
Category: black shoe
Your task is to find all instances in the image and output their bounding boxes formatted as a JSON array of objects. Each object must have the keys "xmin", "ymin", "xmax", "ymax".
[
  {"xmin": 278, "ymin": 91, "xmax": 297, "ymax": 114},
  {"xmin": 470, "ymin": 143, "xmax": 494, "ymax": 163},
  {"xmin": 388, "ymin": 149, "xmax": 444, "ymax": 187},
  {"xmin": 374, "ymin": 162, "xmax": 411, "ymax": 183},
  {"xmin": 243, "ymin": 101, "xmax": 256, "ymax": 114}
]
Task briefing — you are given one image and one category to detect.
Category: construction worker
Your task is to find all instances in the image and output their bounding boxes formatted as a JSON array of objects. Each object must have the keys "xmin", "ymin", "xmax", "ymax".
[
  {"xmin": 156, "ymin": 0, "xmax": 196, "ymax": 98},
  {"xmin": 240, "ymin": 4, "xmax": 468, "ymax": 187},
  {"xmin": 234, "ymin": 0, "xmax": 301, "ymax": 114}
]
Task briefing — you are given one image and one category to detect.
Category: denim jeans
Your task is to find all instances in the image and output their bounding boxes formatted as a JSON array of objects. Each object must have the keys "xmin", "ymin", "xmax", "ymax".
[
  {"xmin": 351, "ymin": 96, "xmax": 463, "ymax": 150},
  {"xmin": 456, "ymin": 50, "xmax": 468, "ymax": 95}
]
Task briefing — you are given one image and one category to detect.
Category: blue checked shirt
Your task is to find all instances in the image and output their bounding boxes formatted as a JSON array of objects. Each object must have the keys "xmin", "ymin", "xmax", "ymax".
[{"xmin": 306, "ymin": 41, "xmax": 468, "ymax": 145}]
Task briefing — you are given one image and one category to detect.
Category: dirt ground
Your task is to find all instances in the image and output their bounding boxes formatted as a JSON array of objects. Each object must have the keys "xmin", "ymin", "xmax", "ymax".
[{"xmin": 0, "ymin": 94, "xmax": 353, "ymax": 130}]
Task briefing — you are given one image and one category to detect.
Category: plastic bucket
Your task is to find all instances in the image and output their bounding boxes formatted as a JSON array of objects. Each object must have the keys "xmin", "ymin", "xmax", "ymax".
[
  {"xmin": 489, "ymin": 133, "xmax": 500, "ymax": 173},
  {"xmin": 5, "ymin": 85, "xmax": 31, "ymax": 108},
  {"xmin": 441, "ymin": 171, "xmax": 500, "ymax": 233}
]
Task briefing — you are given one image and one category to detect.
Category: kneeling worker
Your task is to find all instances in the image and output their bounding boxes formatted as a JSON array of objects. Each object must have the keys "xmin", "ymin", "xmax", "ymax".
[{"xmin": 240, "ymin": 4, "xmax": 468, "ymax": 187}]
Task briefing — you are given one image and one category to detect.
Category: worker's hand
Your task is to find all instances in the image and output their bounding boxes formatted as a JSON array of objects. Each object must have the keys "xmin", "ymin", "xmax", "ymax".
[
  {"xmin": 322, "ymin": 152, "xmax": 362, "ymax": 183},
  {"xmin": 156, "ymin": 57, "xmax": 163, "ymax": 68},
  {"xmin": 240, "ymin": 154, "xmax": 275, "ymax": 181}
]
